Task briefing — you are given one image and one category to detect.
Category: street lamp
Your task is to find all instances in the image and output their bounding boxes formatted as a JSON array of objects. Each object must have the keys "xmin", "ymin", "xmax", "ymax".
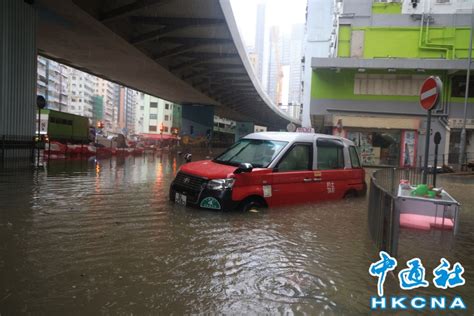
[{"xmin": 459, "ymin": 5, "xmax": 474, "ymax": 168}]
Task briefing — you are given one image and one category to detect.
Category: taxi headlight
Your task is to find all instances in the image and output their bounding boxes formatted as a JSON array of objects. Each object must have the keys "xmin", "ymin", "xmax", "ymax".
[{"xmin": 207, "ymin": 178, "xmax": 235, "ymax": 190}]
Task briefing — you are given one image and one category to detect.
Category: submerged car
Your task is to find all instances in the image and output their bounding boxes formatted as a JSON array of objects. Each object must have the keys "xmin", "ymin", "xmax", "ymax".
[{"xmin": 170, "ymin": 132, "xmax": 366, "ymax": 212}]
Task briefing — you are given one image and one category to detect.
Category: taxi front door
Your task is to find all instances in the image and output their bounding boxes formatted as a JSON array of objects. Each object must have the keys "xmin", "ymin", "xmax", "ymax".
[{"xmin": 270, "ymin": 143, "xmax": 315, "ymax": 206}]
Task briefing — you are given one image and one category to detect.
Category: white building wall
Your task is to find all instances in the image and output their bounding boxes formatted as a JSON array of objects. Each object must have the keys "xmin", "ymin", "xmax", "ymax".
[
  {"xmin": 302, "ymin": 0, "xmax": 336, "ymax": 127},
  {"xmin": 139, "ymin": 94, "xmax": 173, "ymax": 135}
]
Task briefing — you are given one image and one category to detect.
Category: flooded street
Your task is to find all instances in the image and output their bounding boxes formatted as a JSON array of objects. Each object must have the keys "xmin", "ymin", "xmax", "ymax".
[{"xmin": 1, "ymin": 154, "xmax": 473, "ymax": 314}]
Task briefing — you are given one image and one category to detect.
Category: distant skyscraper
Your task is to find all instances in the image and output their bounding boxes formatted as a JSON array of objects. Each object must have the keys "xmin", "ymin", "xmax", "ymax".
[
  {"xmin": 267, "ymin": 26, "xmax": 284, "ymax": 105},
  {"xmin": 288, "ymin": 23, "xmax": 305, "ymax": 119},
  {"xmin": 254, "ymin": 3, "xmax": 266, "ymax": 83}
]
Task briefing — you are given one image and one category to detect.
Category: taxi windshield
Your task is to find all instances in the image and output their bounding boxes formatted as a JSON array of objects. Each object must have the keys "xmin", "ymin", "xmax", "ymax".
[{"xmin": 213, "ymin": 139, "xmax": 288, "ymax": 168}]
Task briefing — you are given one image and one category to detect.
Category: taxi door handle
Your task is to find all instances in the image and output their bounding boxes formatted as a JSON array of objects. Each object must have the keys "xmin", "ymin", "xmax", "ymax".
[
  {"xmin": 303, "ymin": 178, "xmax": 313, "ymax": 182},
  {"xmin": 313, "ymin": 178, "xmax": 322, "ymax": 182}
]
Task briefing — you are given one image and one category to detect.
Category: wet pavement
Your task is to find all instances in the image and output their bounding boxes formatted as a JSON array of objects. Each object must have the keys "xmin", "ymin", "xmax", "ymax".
[{"xmin": 0, "ymin": 154, "xmax": 473, "ymax": 314}]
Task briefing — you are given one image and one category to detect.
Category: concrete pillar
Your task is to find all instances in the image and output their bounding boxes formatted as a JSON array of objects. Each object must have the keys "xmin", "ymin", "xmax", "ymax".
[
  {"xmin": 0, "ymin": 0, "xmax": 37, "ymax": 159},
  {"xmin": 235, "ymin": 122, "xmax": 255, "ymax": 142},
  {"xmin": 181, "ymin": 104, "xmax": 214, "ymax": 139}
]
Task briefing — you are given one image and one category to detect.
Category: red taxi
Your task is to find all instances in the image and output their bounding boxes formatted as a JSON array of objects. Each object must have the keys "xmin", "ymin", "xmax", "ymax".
[{"xmin": 170, "ymin": 132, "xmax": 366, "ymax": 212}]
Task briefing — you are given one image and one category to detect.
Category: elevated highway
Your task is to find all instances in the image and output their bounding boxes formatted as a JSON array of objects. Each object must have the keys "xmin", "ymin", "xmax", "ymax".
[{"xmin": 36, "ymin": 0, "xmax": 299, "ymax": 129}]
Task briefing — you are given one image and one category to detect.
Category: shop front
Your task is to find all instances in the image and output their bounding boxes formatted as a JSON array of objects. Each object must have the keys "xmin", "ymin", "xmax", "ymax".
[{"xmin": 330, "ymin": 115, "xmax": 420, "ymax": 167}]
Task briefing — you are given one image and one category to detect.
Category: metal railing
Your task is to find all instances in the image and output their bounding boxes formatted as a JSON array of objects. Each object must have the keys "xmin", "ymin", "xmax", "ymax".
[
  {"xmin": 368, "ymin": 167, "xmax": 431, "ymax": 257},
  {"xmin": 0, "ymin": 135, "xmax": 36, "ymax": 163}
]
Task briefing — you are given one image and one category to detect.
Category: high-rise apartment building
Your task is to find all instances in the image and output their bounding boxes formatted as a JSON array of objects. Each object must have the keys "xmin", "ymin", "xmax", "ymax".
[
  {"xmin": 96, "ymin": 78, "xmax": 119, "ymax": 131},
  {"xmin": 117, "ymin": 87, "xmax": 138, "ymax": 135},
  {"xmin": 68, "ymin": 69, "xmax": 97, "ymax": 119},
  {"xmin": 37, "ymin": 56, "xmax": 69, "ymax": 112}
]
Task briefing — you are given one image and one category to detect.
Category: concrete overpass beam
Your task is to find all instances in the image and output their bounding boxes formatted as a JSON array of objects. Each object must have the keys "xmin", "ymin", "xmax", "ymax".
[{"xmin": 0, "ymin": 0, "xmax": 37, "ymax": 159}]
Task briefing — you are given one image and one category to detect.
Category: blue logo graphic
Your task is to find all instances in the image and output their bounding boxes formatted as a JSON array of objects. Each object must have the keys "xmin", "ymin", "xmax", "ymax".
[
  {"xmin": 369, "ymin": 251, "xmax": 398, "ymax": 297},
  {"xmin": 369, "ymin": 252, "xmax": 467, "ymax": 311},
  {"xmin": 398, "ymin": 258, "xmax": 429, "ymax": 290},
  {"xmin": 433, "ymin": 258, "xmax": 466, "ymax": 289}
]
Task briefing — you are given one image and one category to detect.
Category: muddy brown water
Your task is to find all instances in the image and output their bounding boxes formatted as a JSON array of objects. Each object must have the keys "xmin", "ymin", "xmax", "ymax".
[{"xmin": 0, "ymin": 155, "xmax": 473, "ymax": 314}]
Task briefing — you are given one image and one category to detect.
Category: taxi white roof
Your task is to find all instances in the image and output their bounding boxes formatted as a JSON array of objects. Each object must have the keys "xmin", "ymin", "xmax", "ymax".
[{"xmin": 244, "ymin": 132, "xmax": 354, "ymax": 146}]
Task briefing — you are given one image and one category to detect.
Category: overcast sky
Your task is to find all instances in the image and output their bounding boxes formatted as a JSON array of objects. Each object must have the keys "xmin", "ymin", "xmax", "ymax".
[{"xmin": 230, "ymin": 0, "xmax": 307, "ymax": 48}]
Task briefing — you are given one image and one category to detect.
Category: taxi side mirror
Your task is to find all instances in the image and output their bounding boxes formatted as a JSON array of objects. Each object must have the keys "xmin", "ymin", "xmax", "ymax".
[{"xmin": 234, "ymin": 163, "xmax": 253, "ymax": 174}]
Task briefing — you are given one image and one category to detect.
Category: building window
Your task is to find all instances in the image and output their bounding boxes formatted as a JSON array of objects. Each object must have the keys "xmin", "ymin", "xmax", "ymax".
[
  {"xmin": 164, "ymin": 115, "xmax": 169, "ymax": 121},
  {"xmin": 149, "ymin": 126, "xmax": 157, "ymax": 132},
  {"xmin": 451, "ymin": 75, "xmax": 474, "ymax": 98},
  {"xmin": 354, "ymin": 74, "xmax": 426, "ymax": 96},
  {"xmin": 149, "ymin": 114, "xmax": 157, "ymax": 119},
  {"xmin": 150, "ymin": 102, "xmax": 158, "ymax": 108},
  {"xmin": 140, "ymin": 106, "xmax": 144, "ymax": 110},
  {"xmin": 164, "ymin": 126, "xmax": 169, "ymax": 132},
  {"xmin": 165, "ymin": 103, "xmax": 169, "ymax": 110}
]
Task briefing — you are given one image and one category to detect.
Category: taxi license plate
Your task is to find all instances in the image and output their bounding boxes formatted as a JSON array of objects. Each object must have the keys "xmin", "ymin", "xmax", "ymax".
[{"xmin": 175, "ymin": 193, "xmax": 187, "ymax": 206}]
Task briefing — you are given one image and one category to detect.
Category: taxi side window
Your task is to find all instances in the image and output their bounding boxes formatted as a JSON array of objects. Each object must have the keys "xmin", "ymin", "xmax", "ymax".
[
  {"xmin": 349, "ymin": 146, "xmax": 361, "ymax": 168},
  {"xmin": 317, "ymin": 139, "xmax": 344, "ymax": 170},
  {"xmin": 276, "ymin": 144, "xmax": 312, "ymax": 172}
]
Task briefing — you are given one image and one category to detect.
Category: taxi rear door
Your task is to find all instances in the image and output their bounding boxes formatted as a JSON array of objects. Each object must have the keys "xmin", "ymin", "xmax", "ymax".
[{"xmin": 314, "ymin": 138, "xmax": 349, "ymax": 200}]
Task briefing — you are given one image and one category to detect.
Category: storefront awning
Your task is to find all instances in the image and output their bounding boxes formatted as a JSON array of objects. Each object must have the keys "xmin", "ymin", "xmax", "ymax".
[{"xmin": 330, "ymin": 115, "xmax": 420, "ymax": 130}]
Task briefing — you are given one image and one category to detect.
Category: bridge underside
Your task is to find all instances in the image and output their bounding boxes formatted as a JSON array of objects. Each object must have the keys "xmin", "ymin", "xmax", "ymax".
[{"xmin": 36, "ymin": 0, "xmax": 296, "ymax": 129}]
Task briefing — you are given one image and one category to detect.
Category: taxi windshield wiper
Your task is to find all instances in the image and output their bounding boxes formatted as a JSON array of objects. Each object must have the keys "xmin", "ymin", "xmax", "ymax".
[{"xmin": 221, "ymin": 142, "xmax": 251, "ymax": 163}]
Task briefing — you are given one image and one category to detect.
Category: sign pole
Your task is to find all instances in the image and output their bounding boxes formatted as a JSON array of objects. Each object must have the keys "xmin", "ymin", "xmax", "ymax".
[
  {"xmin": 419, "ymin": 76, "xmax": 442, "ymax": 184},
  {"xmin": 423, "ymin": 109, "xmax": 432, "ymax": 184},
  {"xmin": 433, "ymin": 132, "xmax": 442, "ymax": 187}
]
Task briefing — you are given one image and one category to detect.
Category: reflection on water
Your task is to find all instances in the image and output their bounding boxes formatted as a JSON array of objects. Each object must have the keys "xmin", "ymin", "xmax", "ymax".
[{"xmin": 0, "ymin": 155, "xmax": 473, "ymax": 314}]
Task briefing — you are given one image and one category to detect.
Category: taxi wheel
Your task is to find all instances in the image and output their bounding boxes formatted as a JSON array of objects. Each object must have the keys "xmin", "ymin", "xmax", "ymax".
[
  {"xmin": 344, "ymin": 190, "xmax": 357, "ymax": 199},
  {"xmin": 241, "ymin": 199, "xmax": 264, "ymax": 213}
]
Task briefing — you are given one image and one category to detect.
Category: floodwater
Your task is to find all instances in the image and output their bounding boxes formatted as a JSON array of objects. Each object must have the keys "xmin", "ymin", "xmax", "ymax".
[{"xmin": 0, "ymin": 154, "xmax": 473, "ymax": 314}]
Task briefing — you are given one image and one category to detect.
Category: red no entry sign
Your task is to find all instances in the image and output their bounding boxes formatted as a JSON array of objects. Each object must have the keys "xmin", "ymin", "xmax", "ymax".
[{"xmin": 419, "ymin": 76, "xmax": 442, "ymax": 111}]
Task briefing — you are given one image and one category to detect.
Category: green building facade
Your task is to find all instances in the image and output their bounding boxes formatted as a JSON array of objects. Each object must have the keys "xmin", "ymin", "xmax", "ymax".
[{"xmin": 309, "ymin": 0, "xmax": 474, "ymax": 166}]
